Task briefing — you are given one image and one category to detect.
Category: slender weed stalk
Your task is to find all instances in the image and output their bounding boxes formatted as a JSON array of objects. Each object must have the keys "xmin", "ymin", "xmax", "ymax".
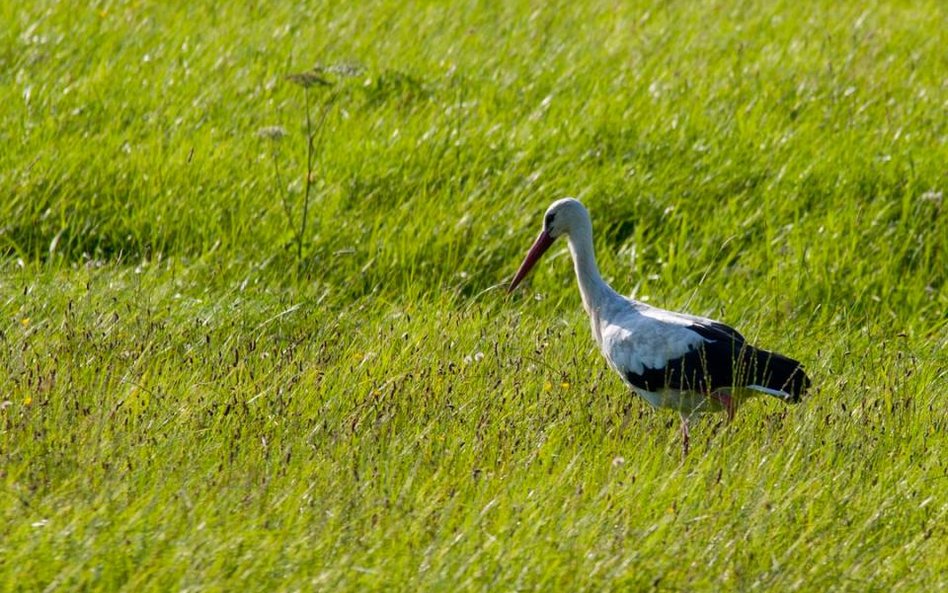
[{"xmin": 263, "ymin": 64, "xmax": 363, "ymax": 274}]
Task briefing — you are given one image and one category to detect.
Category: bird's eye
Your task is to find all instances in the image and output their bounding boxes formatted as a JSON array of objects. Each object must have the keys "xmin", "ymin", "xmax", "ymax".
[{"xmin": 544, "ymin": 213, "xmax": 555, "ymax": 228}]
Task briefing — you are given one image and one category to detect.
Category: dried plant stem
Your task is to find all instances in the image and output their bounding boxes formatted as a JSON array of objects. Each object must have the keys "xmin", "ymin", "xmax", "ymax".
[
  {"xmin": 299, "ymin": 86, "xmax": 313, "ymax": 267},
  {"xmin": 271, "ymin": 147, "xmax": 296, "ymax": 247},
  {"xmin": 297, "ymin": 86, "xmax": 340, "ymax": 273}
]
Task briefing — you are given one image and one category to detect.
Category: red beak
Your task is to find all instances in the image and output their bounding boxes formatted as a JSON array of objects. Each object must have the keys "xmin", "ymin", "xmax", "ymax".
[{"xmin": 507, "ymin": 230, "xmax": 556, "ymax": 293}]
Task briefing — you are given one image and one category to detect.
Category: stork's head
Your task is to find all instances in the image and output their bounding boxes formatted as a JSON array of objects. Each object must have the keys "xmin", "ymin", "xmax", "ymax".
[{"xmin": 507, "ymin": 198, "xmax": 589, "ymax": 293}]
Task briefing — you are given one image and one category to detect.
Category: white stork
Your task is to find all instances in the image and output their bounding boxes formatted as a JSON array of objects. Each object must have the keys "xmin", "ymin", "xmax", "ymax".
[{"xmin": 508, "ymin": 198, "xmax": 810, "ymax": 454}]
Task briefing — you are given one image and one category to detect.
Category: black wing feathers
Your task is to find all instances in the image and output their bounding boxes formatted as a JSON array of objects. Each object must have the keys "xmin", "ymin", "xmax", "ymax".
[
  {"xmin": 748, "ymin": 348, "xmax": 811, "ymax": 401},
  {"xmin": 625, "ymin": 321, "xmax": 810, "ymax": 400}
]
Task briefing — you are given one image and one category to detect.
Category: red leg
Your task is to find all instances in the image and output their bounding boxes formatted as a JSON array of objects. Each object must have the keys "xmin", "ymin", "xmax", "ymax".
[
  {"xmin": 713, "ymin": 389, "xmax": 736, "ymax": 423},
  {"xmin": 680, "ymin": 413, "xmax": 690, "ymax": 456}
]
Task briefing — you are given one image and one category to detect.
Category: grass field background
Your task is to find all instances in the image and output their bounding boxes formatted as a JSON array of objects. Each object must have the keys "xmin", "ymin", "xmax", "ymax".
[{"xmin": 2, "ymin": 0, "xmax": 946, "ymax": 590}]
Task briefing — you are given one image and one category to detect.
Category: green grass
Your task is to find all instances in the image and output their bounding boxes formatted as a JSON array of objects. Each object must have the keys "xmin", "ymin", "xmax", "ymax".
[{"xmin": 2, "ymin": 0, "xmax": 946, "ymax": 590}]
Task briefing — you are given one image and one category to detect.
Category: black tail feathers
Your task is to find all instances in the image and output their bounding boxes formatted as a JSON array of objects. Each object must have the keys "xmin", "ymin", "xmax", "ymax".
[{"xmin": 747, "ymin": 348, "xmax": 811, "ymax": 403}]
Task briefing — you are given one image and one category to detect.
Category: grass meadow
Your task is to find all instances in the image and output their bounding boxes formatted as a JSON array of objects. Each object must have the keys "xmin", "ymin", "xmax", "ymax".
[{"xmin": 2, "ymin": 0, "xmax": 946, "ymax": 590}]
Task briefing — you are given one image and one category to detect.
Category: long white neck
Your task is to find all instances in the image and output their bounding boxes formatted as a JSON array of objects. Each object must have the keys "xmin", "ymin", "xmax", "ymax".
[{"xmin": 566, "ymin": 219, "xmax": 617, "ymax": 314}]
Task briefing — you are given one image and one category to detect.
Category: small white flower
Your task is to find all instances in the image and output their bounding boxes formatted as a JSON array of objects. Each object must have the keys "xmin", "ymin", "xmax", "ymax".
[{"xmin": 256, "ymin": 125, "xmax": 287, "ymax": 140}]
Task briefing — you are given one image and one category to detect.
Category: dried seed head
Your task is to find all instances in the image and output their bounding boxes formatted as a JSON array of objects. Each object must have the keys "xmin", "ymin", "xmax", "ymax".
[
  {"xmin": 324, "ymin": 62, "xmax": 365, "ymax": 78},
  {"xmin": 286, "ymin": 70, "xmax": 332, "ymax": 88}
]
